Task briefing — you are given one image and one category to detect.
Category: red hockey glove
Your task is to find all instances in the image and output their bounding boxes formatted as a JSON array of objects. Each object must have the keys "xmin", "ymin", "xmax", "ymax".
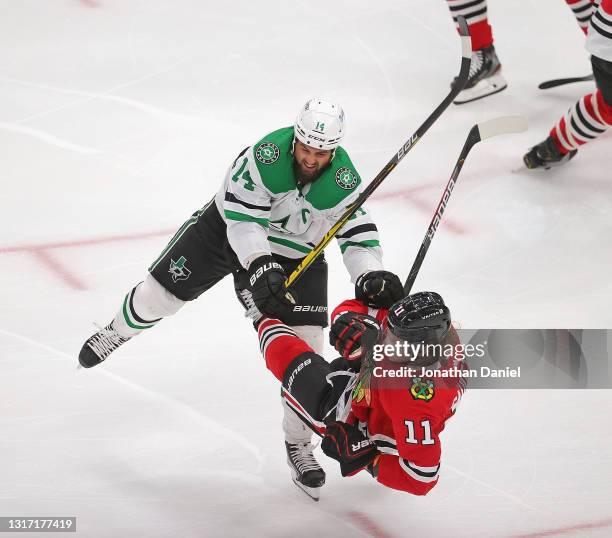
[
  {"xmin": 329, "ymin": 312, "xmax": 381, "ymax": 361},
  {"xmin": 322, "ymin": 421, "xmax": 379, "ymax": 477}
]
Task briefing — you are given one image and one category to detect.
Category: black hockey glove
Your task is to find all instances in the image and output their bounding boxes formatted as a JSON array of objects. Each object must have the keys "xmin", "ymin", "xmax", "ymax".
[
  {"xmin": 248, "ymin": 255, "xmax": 297, "ymax": 319},
  {"xmin": 355, "ymin": 270, "xmax": 404, "ymax": 309},
  {"xmin": 329, "ymin": 312, "xmax": 381, "ymax": 361},
  {"xmin": 322, "ymin": 421, "xmax": 379, "ymax": 477}
]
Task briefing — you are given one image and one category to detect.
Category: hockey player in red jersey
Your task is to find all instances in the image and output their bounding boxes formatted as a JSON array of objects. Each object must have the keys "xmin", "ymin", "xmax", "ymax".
[
  {"xmin": 445, "ymin": 0, "xmax": 507, "ymax": 104},
  {"xmin": 524, "ymin": 0, "xmax": 612, "ymax": 169},
  {"xmin": 256, "ymin": 288, "xmax": 466, "ymax": 499},
  {"xmin": 445, "ymin": 0, "xmax": 598, "ymax": 104}
]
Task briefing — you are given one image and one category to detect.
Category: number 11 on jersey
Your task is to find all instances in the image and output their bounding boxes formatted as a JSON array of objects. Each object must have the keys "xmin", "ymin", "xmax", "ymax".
[{"xmin": 405, "ymin": 419, "xmax": 435, "ymax": 445}]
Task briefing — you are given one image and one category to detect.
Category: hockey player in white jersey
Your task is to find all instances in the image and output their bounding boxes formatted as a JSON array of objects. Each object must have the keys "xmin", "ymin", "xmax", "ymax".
[{"xmin": 78, "ymin": 98, "xmax": 404, "ymax": 495}]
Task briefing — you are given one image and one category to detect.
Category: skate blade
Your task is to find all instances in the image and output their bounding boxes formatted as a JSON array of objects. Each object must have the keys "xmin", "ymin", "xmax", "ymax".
[
  {"xmin": 454, "ymin": 73, "xmax": 508, "ymax": 105},
  {"xmin": 511, "ymin": 164, "xmax": 532, "ymax": 174},
  {"xmin": 291, "ymin": 475, "xmax": 321, "ymax": 501},
  {"xmin": 289, "ymin": 467, "xmax": 321, "ymax": 501},
  {"xmin": 518, "ymin": 151, "xmax": 576, "ymax": 172}
]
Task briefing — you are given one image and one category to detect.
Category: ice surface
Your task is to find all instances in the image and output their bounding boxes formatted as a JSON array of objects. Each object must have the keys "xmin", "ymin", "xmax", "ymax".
[{"xmin": 1, "ymin": 1, "xmax": 611, "ymax": 537}]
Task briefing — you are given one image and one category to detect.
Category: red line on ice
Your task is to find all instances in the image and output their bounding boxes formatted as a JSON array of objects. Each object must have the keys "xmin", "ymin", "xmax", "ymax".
[
  {"xmin": 510, "ymin": 517, "xmax": 612, "ymax": 538},
  {"xmin": 346, "ymin": 511, "xmax": 394, "ymax": 538},
  {"xmin": 372, "ymin": 185, "xmax": 468, "ymax": 235},
  {"xmin": 0, "ymin": 229, "xmax": 172, "ymax": 291},
  {"xmin": 32, "ymin": 249, "xmax": 88, "ymax": 291},
  {"xmin": 372, "ymin": 184, "xmax": 433, "ymax": 200},
  {"xmin": 0, "ymin": 229, "xmax": 173, "ymax": 254}
]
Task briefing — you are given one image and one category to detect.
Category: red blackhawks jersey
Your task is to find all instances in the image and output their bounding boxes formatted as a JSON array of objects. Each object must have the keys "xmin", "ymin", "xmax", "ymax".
[
  {"xmin": 259, "ymin": 298, "xmax": 467, "ymax": 496},
  {"xmin": 331, "ymin": 300, "xmax": 467, "ymax": 495}
]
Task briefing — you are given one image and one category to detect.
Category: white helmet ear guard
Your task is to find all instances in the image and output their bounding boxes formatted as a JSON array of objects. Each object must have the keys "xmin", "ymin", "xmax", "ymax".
[{"xmin": 294, "ymin": 98, "xmax": 345, "ymax": 150}]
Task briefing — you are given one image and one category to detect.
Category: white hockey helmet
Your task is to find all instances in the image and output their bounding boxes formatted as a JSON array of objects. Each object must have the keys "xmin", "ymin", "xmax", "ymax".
[{"xmin": 294, "ymin": 98, "xmax": 345, "ymax": 150}]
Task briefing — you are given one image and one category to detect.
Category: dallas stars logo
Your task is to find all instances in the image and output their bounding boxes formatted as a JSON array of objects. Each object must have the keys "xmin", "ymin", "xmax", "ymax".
[
  {"xmin": 169, "ymin": 256, "xmax": 191, "ymax": 282},
  {"xmin": 256, "ymin": 142, "xmax": 280, "ymax": 165},
  {"xmin": 335, "ymin": 167, "xmax": 358, "ymax": 190},
  {"xmin": 410, "ymin": 377, "xmax": 435, "ymax": 402}
]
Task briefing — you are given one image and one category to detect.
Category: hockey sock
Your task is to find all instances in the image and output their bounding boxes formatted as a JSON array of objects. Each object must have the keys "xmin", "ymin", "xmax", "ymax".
[
  {"xmin": 445, "ymin": 0, "xmax": 493, "ymax": 50},
  {"xmin": 565, "ymin": 0, "xmax": 597, "ymax": 34},
  {"xmin": 282, "ymin": 398, "xmax": 313, "ymax": 444},
  {"xmin": 291, "ymin": 325, "xmax": 324, "ymax": 355},
  {"xmin": 257, "ymin": 318, "xmax": 313, "ymax": 381},
  {"xmin": 550, "ymin": 89, "xmax": 612, "ymax": 154},
  {"xmin": 112, "ymin": 274, "xmax": 185, "ymax": 338}
]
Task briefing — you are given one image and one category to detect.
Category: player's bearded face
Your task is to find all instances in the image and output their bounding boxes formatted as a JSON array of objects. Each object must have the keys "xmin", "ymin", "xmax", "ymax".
[{"xmin": 293, "ymin": 141, "xmax": 333, "ymax": 184}]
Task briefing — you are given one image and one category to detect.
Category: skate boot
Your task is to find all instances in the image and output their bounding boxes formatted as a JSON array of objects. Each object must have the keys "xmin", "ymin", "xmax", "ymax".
[
  {"xmin": 78, "ymin": 322, "xmax": 131, "ymax": 368},
  {"xmin": 285, "ymin": 441, "xmax": 326, "ymax": 501},
  {"xmin": 523, "ymin": 136, "xmax": 577, "ymax": 170},
  {"xmin": 453, "ymin": 45, "xmax": 507, "ymax": 104}
]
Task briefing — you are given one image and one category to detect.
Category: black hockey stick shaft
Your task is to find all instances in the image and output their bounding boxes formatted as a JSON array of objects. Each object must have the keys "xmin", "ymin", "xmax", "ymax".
[
  {"xmin": 403, "ymin": 116, "xmax": 528, "ymax": 295},
  {"xmin": 538, "ymin": 74, "xmax": 594, "ymax": 90},
  {"xmin": 284, "ymin": 17, "xmax": 473, "ymax": 289}
]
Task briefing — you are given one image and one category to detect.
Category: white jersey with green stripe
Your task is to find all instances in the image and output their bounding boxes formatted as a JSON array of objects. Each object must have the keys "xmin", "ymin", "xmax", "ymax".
[{"xmin": 214, "ymin": 126, "xmax": 383, "ymax": 282}]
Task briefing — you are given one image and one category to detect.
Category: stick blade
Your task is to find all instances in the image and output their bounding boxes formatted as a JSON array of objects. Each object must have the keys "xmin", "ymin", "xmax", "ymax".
[
  {"xmin": 538, "ymin": 74, "xmax": 594, "ymax": 89},
  {"xmin": 538, "ymin": 79, "xmax": 569, "ymax": 90},
  {"xmin": 477, "ymin": 115, "xmax": 528, "ymax": 140}
]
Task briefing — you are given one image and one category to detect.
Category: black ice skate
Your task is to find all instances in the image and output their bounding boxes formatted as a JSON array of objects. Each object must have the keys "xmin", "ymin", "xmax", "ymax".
[
  {"xmin": 285, "ymin": 441, "xmax": 326, "ymax": 501},
  {"xmin": 453, "ymin": 45, "xmax": 507, "ymax": 104},
  {"xmin": 523, "ymin": 136, "xmax": 577, "ymax": 170},
  {"xmin": 78, "ymin": 322, "xmax": 131, "ymax": 368}
]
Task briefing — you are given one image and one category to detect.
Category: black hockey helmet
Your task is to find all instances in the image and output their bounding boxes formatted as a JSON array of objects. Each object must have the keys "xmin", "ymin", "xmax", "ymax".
[{"xmin": 386, "ymin": 291, "xmax": 451, "ymax": 345}]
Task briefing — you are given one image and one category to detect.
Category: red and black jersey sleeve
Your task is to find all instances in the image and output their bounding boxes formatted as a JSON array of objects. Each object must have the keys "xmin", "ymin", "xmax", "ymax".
[
  {"xmin": 371, "ymin": 396, "xmax": 444, "ymax": 495},
  {"xmin": 375, "ymin": 410, "xmax": 443, "ymax": 495},
  {"xmin": 368, "ymin": 362, "xmax": 465, "ymax": 495}
]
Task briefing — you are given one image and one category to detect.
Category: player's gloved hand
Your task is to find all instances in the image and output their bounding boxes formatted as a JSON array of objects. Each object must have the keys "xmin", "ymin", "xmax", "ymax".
[
  {"xmin": 355, "ymin": 270, "xmax": 404, "ymax": 309},
  {"xmin": 247, "ymin": 255, "xmax": 297, "ymax": 318},
  {"xmin": 322, "ymin": 420, "xmax": 379, "ymax": 477},
  {"xmin": 329, "ymin": 312, "xmax": 381, "ymax": 361}
]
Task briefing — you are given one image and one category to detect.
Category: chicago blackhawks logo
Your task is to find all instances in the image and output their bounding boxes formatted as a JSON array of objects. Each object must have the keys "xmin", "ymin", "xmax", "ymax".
[
  {"xmin": 169, "ymin": 256, "xmax": 191, "ymax": 282},
  {"xmin": 256, "ymin": 142, "xmax": 280, "ymax": 165},
  {"xmin": 352, "ymin": 356, "xmax": 374, "ymax": 407},
  {"xmin": 410, "ymin": 377, "xmax": 435, "ymax": 402},
  {"xmin": 335, "ymin": 167, "xmax": 358, "ymax": 190},
  {"xmin": 352, "ymin": 377, "xmax": 371, "ymax": 406}
]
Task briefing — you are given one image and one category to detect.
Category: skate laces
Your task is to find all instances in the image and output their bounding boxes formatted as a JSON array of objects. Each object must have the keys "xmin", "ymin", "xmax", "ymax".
[
  {"xmin": 288, "ymin": 443, "xmax": 322, "ymax": 474},
  {"xmin": 86, "ymin": 324, "xmax": 128, "ymax": 359},
  {"xmin": 469, "ymin": 49, "xmax": 484, "ymax": 78}
]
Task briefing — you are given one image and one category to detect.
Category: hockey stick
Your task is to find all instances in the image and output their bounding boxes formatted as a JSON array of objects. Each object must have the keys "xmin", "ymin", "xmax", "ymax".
[
  {"xmin": 538, "ymin": 74, "xmax": 594, "ymax": 90},
  {"xmin": 403, "ymin": 115, "xmax": 528, "ymax": 295},
  {"xmin": 283, "ymin": 17, "xmax": 472, "ymax": 290}
]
